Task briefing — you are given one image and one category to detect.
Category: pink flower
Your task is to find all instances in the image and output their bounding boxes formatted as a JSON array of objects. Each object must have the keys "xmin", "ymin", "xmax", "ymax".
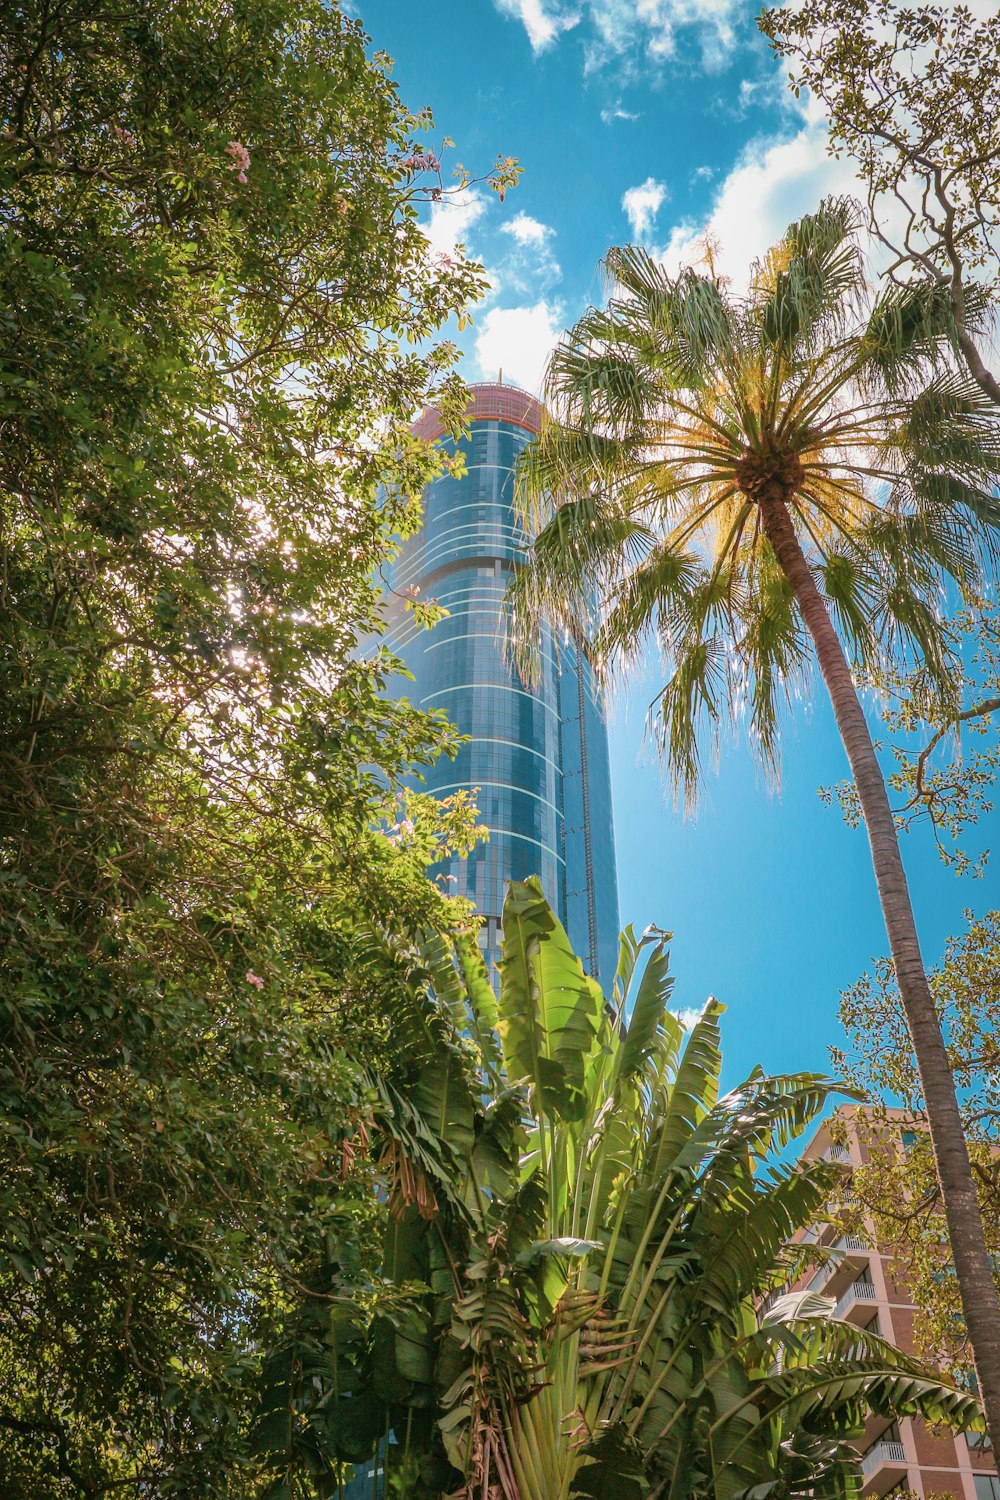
[
  {"xmin": 398, "ymin": 818, "xmax": 415, "ymax": 839},
  {"xmin": 402, "ymin": 151, "xmax": 440, "ymax": 174},
  {"xmin": 245, "ymin": 969, "xmax": 264, "ymax": 989},
  {"xmin": 225, "ymin": 140, "xmax": 251, "ymax": 184}
]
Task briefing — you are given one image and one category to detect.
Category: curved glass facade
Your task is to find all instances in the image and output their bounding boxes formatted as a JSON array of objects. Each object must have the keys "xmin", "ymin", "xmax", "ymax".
[{"xmin": 384, "ymin": 383, "xmax": 619, "ymax": 987}]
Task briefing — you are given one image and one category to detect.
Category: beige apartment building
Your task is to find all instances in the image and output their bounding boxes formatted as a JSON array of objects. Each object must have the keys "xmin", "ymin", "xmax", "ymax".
[{"xmin": 777, "ymin": 1106, "xmax": 999, "ymax": 1500}]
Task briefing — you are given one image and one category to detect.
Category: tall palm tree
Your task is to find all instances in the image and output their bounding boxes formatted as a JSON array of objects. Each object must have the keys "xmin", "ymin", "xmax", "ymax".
[{"xmin": 504, "ymin": 198, "xmax": 1000, "ymax": 1451}]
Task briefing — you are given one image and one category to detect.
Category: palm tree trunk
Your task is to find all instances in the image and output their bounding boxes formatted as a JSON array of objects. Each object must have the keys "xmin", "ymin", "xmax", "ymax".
[{"xmin": 759, "ymin": 493, "xmax": 1000, "ymax": 1451}]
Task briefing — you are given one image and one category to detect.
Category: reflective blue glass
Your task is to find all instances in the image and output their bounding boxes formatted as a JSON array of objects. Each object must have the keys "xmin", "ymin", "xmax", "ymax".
[{"xmin": 384, "ymin": 391, "xmax": 619, "ymax": 985}]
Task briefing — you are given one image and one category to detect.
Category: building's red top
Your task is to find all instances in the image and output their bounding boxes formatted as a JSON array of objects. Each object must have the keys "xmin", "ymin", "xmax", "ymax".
[{"xmin": 413, "ymin": 381, "xmax": 545, "ymax": 442}]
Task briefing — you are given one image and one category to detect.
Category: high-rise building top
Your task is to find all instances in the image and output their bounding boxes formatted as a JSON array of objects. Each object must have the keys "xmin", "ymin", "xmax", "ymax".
[{"xmin": 384, "ymin": 380, "xmax": 620, "ymax": 984}]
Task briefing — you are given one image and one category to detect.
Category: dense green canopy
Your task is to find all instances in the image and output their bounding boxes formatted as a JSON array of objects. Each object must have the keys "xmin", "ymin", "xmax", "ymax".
[{"xmin": 0, "ymin": 1, "xmax": 489, "ymax": 1491}]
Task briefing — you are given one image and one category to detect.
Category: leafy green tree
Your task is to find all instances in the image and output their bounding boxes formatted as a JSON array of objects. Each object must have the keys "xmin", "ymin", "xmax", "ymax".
[
  {"xmin": 830, "ymin": 914, "xmax": 1000, "ymax": 1383},
  {"xmin": 306, "ymin": 881, "xmax": 985, "ymax": 1500},
  {"xmin": 820, "ymin": 603, "xmax": 1000, "ymax": 880},
  {"xmin": 759, "ymin": 0, "xmax": 1000, "ymax": 408},
  {"xmin": 0, "ymin": 0, "xmax": 503, "ymax": 1491},
  {"xmin": 503, "ymin": 200, "xmax": 1000, "ymax": 1451}
]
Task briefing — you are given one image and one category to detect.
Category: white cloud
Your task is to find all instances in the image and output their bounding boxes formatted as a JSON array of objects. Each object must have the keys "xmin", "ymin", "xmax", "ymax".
[
  {"xmin": 493, "ymin": 0, "xmax": 581, "ymax": 52},
  {"xmin": 502, "ymin": 213, "xmax": 553, "ymax": 249},
  {"xmin": 424, "ymin": 190, "xmax": 485, "ymax": 258},
  {"xmin": 590, "ymin": 0, "xmax": 735, "ymax": 69},
  {"xmin": 497, "ymin": 213, "xmax": 562, "ymax": 294},
  {"xmin": 600, "ymin": 104, "xmax": 640, "ymax": 124},
  {"xmin": 622, "ymin": 176, "xmax": 668, "ymax": 239},
  {"xmin": 495, "ymin": 0, "xmax": 740, "ymax": 71},
  {"xmin": 673, "ymin": 1006, "xmax": 705, "ymax": 1030},
  {"xmin": 474, "ymin": 300, "xmax": 564, "ymax": 395},
  {"xmin": 659, "ymin": 121, "xmax": 861, "ymax": 289}
]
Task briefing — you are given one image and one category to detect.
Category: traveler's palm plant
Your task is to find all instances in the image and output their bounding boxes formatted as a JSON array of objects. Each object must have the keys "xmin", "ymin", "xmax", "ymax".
[
  {"xmin": 504, "ymin": 199, "xmax": 1000, "ymax": 1446},
  {"xmin": 309, "ymin": 882, "xmax": 983, "ymax": 1500}
]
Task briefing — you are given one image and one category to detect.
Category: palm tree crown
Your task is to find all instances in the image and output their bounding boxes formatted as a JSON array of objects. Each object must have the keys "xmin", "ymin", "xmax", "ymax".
[{"xmin": 507, "ymin": 197, "xmax": 1000, "ymax": 804}]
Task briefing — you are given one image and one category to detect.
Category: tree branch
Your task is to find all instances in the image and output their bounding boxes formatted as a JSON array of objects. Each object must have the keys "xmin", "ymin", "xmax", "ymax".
[{"xmin": 912, "ymin": 696, "xmax": 1000, "ymax": 803}]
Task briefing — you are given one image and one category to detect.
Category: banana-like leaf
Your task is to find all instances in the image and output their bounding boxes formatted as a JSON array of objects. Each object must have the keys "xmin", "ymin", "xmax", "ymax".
[
  {"xmin": 614, "ymin": 929, "xmax": 677, "ymax": 1089},
  {"xmin": 360, "ymin": 886, "xmax": 985, "ymax": 1500},
  {"xmin": 409, "ymin": 1045, "xmax": 478, "ymax": 1170},
  {"xmin": 517, "ymin": 1236, "xmax": 604, "ymax": 1264},
  {"xmin": 569, "ymin": 1426, "xmax": 650, "ymax": 1498},
  {"xmin": 498, "ymin": 877, "xmax": 604, "ymax": 1123},
  {"xmin": 456, "ymin": 928, "xmax": 503, "ymax": 1080},
  {"xmin": 613, "ymin": 924, "xmax": 644, "ymax": 1011},
  {"xmin": 646, "ymin": 997, "xmax": 724, "ymax": 1180},
  {"xmin": 759, "ymin": 1290, "xmax": 835, "ymax": 1326}
]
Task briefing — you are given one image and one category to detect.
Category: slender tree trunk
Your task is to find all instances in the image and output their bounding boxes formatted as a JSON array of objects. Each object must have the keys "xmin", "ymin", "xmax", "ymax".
[
  {"xmin": 759, "ymin": 493, "xmax": 1000, "ymax": 1450},
  {"xmin": 948, "ymin": 272, "xmax": 1000, "ymax": 409}
]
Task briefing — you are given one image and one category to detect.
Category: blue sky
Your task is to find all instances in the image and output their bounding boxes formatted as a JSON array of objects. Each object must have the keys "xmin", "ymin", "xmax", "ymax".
[{"xmin": 358, "ymin": 0, "xmax": 999, "ymax": 1090}]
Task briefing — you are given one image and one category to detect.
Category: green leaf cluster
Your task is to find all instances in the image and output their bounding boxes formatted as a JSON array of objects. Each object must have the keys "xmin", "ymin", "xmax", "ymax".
[{"xmin": 832, "ymin": 912, "xmax": 1000, "ymax": 1384}]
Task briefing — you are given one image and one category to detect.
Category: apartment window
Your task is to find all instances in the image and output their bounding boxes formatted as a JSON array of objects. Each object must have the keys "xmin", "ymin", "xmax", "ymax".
[{"xmin": 974, "ymin": 1476, "xmax": 1000, "ymax": 1500}]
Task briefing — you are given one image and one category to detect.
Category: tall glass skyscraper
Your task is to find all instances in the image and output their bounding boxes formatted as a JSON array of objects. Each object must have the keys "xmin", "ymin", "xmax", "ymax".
[{"xmin": 384, "ymin": 381, "xmax": 619, "ymax": 986}]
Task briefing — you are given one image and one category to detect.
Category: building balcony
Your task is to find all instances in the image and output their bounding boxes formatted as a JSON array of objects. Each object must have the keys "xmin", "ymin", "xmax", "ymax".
[
  {"xmin": 861, "ymin": 1439, "xmax": 908, "ymax": 1494},
  {"xmin": 799, "ymin": 1237, "xmax": 871, "ymax": 1301},
  {"xmin": 835, "ymin": 1279, "xmax": 880, "ymax": 1324},
  {"xmin": 821, "ymin": 1143, "xmax": 852, "ymax": 1164}
]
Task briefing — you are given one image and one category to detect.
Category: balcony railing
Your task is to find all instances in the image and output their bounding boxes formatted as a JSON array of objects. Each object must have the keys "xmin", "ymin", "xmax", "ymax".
[
  {"xmin": 861, "ymin": 1440, "xmax": 907, "ymax": 1478},
  {"xmin": 836, "ymin": 1280, "xmax": 878, "ymax": 1318},
  {"xmin": 822, "ymin": 1143, "xmax": 852, "ymax": 1164}
]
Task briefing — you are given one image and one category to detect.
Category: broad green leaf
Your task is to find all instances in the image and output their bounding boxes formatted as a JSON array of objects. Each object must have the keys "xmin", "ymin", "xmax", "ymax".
[{"xmin": 498, "ymin": 877, "xmax": 604, "ymax": 1123}]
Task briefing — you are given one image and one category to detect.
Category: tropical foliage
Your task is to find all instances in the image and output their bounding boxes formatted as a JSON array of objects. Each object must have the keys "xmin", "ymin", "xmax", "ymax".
[
  {"xmin": 507, "ymin": 200, "xmax": 999, "ymax": 793},
  {"xmin": 503, "ymin": 197, "xmax": 1000, "ymax": 1451},
  {"xmin": 298, "ymin": 881, "xmax": 985, "ymax": 1500},
  {"xmin": 0, "ymin": 2, "xmax": 496, "ymax": 1490}
]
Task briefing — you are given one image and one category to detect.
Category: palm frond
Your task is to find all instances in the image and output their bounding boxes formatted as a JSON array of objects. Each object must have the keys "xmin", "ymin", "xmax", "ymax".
[
  {"xmin": 506, "ymin": 199, "xmax": 1000, "ymax": 807},
  {"xmin": 751, "ymin": 196, "xmax": 866, "ymax": 359}
]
